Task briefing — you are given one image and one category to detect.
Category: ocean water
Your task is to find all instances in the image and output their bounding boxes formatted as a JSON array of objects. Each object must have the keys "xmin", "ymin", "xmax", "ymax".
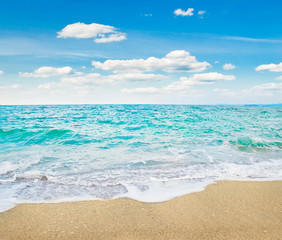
[{"xmin": 0, "ymin": 105, "xmax": 281, "ymax": 212}]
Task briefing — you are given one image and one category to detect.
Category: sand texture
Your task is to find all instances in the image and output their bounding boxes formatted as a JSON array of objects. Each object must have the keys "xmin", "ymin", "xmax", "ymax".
[{"xmin": 0, "ymin": 181, "xmax": 281, "ymax": 240}]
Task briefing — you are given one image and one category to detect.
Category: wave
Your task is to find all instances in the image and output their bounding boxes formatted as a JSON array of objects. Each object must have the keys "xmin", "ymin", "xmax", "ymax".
[
  {"xmin": 0, "ymin": 128, "xmax": 76, "ymax": 145},
  {"xmin": 97, "ymin": 119, "xmax": 126, "ymax": 125},
  {"xmin": 229, "ymin": 137, "xmax": 282, "ymax": 151}
]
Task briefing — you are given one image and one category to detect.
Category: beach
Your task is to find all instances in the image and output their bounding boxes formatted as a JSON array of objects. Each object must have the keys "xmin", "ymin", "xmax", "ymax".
[{"xmin": 0, "ymin": 181, "xmax": 281, "ymax": 240}]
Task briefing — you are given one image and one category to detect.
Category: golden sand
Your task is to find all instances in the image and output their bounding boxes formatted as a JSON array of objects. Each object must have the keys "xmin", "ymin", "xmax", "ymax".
[{"xmin": 0, "ymin": 181, "xmax": 281, "ymax": 240}]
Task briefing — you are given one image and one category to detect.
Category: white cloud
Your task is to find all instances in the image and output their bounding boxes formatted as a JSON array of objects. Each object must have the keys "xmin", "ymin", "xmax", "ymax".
[
  {"xmin": 224, "ymin": 36, "xmax": 282, "ymax": 43},
  {"xmin": 174, "ymin": 8, "xmax": 194, "ymax": 16},
  {"xmin": 35, "ymin": 71, "xmax": 168, "ymax": 93},
  {"xmin": 73, "ymin": 72, "xmax": 84, "ymax": 76},
  {"xmin": 92, "ymin": 50, "xmax": 210, "ymax": 73},
  {"xmin": 38, "ymin": 82, "xmax": 58, "ymax": 90},
  {"xmin": 61, "ymin": 73, "xmax": 167, "ymax": 86},
  {"xmin": 123, "ymin": 72, "xmax": 235, "ymax": 94},
  {"xmin": 215, "ymin": 82, "xmax": 282, "ymax": 98},
  {"xmin": 276, "ymin": 76, "xmax": 282, "ymax": 80},
  {"xmin": 19, "ymin": 66, "xmax": 74, "ymax": 78},
  {"xmin": 123, "ymin": 87, "xmax": 160, "ymax": 94},
  {"xmin": 223, "ymin": 63, "xmax": 236, "ymax": 70},
  {"xmin": 94, "ymin": 33, "xmax": 126, "ymax": 43},
  {"xmin": 57, "ymin": 22, "xmax": 126, "ymax": 43},
  {"xmin": 241, "ymin": 82, "xmax": 282, "ymax": 97},
  {"xmin": 61, "ymin": 73, "xmax": 104, "ymax": 85},
  {"xmin": 0, "ymin": 70, "xmax": 3, "ymax": 75},
  {"xmin": 106, "ymin": 73, "xmax": 167, "ymax": 82},
  {"xmin": 252, "ymin": 82, "xmax": 282, "ymax": 91},
  {"xmin": 198, "ymin": 10, "xmax": 206, "ymax": 17},
  {"xmin": 256, "ymin": 63, "xmax": 282, "ymax": 72},
  {"xmin": 163, "ymin": 72, "xmax": 235, "ymax": 92},
  {"xmin": 0, "ymin": 84, "xmax": 20, "ymax": 89}
]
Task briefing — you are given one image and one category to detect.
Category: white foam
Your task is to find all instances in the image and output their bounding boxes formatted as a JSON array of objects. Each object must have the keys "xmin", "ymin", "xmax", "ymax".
[{"xmin": 121, "ymin": 179, "xmax": 214, "ymax": 203}]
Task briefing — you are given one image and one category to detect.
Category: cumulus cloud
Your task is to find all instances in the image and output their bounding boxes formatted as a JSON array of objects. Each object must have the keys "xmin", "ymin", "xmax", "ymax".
[
  {"xmin": 240, "ymin": 82, "xmax": 282, "ymax": 97},
  {"xmin": 57, "ymin": 22, "xmax": 126, "ymax": 43},
  {"xmin": 174, "ymin": 8, "xmax": 194, "ymax": 16},
  {"xmin": 163, "ymin": 72, "xmax": 235, "ymax": 92},
  {"xmin": 123, "ymin": 72, "xmax": 235, "ymax": 94},
  {"xmin": 105, "ymin": 73, "xmax": 167, "ymax": 82},
  {"xmin": 19, "ymin": 66, "xmax": 74, "ymax": 78},
  {"xmin": 0, "ymin": 70, "xmax": 3, "ymax": 75},
  {"xmin": 94, "ymin": 33, "xmax": 126, "ymax": 43},
  {"xmin": 35, "ymin": 71, "xmax": 168, "ymax": 93},
  {"xmin": 217, "ymin": 82, "xmax": 282, "ymax": 98},
  {"xmin": 223, "ymin": 63, "xmax": 236, "ymax": 70},
  {"xmin": 214, "ymin": 82, "xmax": 282, "ymax": 98},
  {"xmin": 252, "ymin": 82, "xmax": 282, "ymax": 91},
  {"xmin": 61, "ymin": 73, "xmax": 167, "ymax": 86},
  {"xmin": 256, "ymin": 63, "xmax": 282, "ymax": 72},
  {"xmin": 92, "ymin": 50, "xmax": 210, "ymax": 73}
]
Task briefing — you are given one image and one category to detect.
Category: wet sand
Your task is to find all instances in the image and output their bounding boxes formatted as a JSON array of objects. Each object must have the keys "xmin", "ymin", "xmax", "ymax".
[{"xmin": 0, "ymin": 181, "xmax": 281, "ymax": 240}]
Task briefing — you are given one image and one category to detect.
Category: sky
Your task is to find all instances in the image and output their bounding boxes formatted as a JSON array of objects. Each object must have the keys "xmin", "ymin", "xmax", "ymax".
[{"xmin": 0, "ymin": 0, "xmax": 282, "ymax": 105}]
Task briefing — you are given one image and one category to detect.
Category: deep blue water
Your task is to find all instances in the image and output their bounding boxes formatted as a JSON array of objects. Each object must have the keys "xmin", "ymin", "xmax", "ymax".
[{"xmin": 0, "ymin": 105, "xmax": 281, "ymax": 212}]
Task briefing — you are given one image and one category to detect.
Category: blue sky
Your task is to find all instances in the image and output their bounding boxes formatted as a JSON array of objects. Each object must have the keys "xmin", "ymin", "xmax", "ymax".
[{"xmin": 0, "ymin": 0, "xmax": 282, "ymax": 104}]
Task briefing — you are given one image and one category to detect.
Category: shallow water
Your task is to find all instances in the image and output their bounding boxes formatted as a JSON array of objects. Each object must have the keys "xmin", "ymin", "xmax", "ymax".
[{"xmin": 0, "ymin": 105, "xmax": 281, "ymax": 212}]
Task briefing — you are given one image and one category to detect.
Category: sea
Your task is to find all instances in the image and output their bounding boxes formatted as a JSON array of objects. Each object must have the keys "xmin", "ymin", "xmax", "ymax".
[{"xmin": 0, "ymin": 105, "xmax": 281, "ymax": 212}]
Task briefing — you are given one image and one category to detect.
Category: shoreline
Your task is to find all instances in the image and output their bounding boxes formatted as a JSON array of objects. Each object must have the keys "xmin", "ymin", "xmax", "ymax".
[{"xmin": 0, "ymin": 181, "xmax": 281, "ymax": 239}]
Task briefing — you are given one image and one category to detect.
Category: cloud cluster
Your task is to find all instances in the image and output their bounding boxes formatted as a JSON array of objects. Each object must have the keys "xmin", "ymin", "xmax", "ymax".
[
  {"xmin": 57, "ymin": 22, "xmax": 126, "ymax": 43},
  {"xmin": 256, "ymin": 62, "xmax": 282, "ymax": 72},
  {"xmin": 215, "ymin": 82, "xmax": 282, "ymax": 98},
  {"xmin": 163, "ymin": 72, "xmax": 235, "ymax": 92},
  {"xmin": 252, "ymin": 82, "xmax": 282, "ymax": 91},
  {"xmin": 174, "ymin": 8, "xmax": 206, "ymax": 17},
  {"xmin": 0, "ymin": 70, "xmax": 3, "ymax": 75},
  {"xmin": 223, "ymin": 63, "xmax": 236, "ymax": 70},
  {"xmin": 19, "ymin": 66, "xmax": 74, "ymax": 78},
  {"xmin": 61, "ymin": 73, "xmax": 167, "ymax": 86},
  {"xmin": 35, "ymin": 72, "xmax": 167, "ymax": 91},
  {"xmin": 174, "ymin": 8, "xmax": 194, "ymax": 16},
  {"xmin": 241, "ymin": 82, "xmax": 282, "ymax": 97},
  {"xmin": 92, "ymin": 50, "xmax": 210, "ymax": 73},
  {"xmin": 123, "ymin": 72, "xmax": 235, "ymax": 94},
  {"xmin": 256, "ymin": 62, "xmax": 282, "ymax": 81}
]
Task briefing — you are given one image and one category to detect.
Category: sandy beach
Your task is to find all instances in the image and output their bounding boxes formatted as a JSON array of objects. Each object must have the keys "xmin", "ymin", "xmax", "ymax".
[{"xmin": 0, "ymin": 181, "xmax": 281, "ymax": 240}]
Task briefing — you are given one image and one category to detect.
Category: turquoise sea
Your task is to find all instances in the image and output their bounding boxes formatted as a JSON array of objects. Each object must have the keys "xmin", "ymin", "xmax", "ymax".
[{"xmin": 0, "ymin": 105, "xmax": 281, "ymax": 212}]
